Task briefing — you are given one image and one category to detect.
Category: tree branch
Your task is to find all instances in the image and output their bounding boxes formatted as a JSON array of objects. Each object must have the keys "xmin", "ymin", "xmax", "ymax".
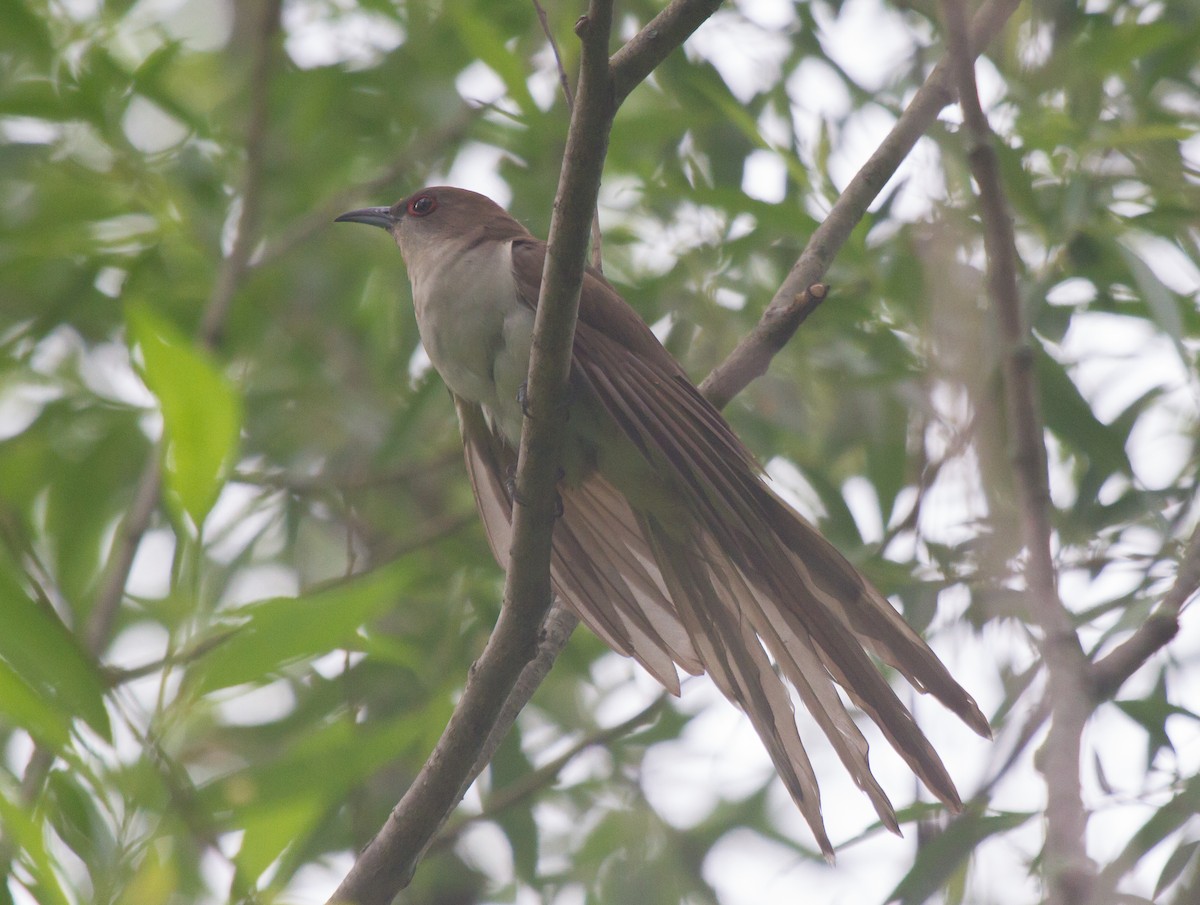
[
  {"xmin": 1092, "ymin": 519, "xmax": 1198, "ymax": 700},
  {"xmin": 532, "ymin": 2, "xmax": 606, "ymax": 271},
  {"xmin": 609, "ymin": 0, "xmax": 724, "ymax": 106},
  {"xmin": 940, "ymin": 1, "xmax": 1093, "ymax": 902},
  {"xmin": 700, "ymin": 0, "xmax": 1022, "ymax": 407},
  {"xmin": 198, "ymin": 0, "xmax": 282, "ymax": 349},
  {"xmin": 325, "ymin": 4, "xmax": 619, "ymax": 903}
]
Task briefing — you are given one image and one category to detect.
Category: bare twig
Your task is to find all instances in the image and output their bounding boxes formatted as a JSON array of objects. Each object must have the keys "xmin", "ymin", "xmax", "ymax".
[
  {"xmin": 533, "ymin": 0, "xmax": 575, "ymax": 108},
  {"xmin": 533, "ymin": 0, "xmax": 604, "ymax": 268},
  {"xmin": 233, "ymin": 451, "xmax": 462, "ymax": 493},
  {"xmin": 941, "ymin": 1, "xmax": 1093, "ymax": 903},
  {"xmin": 470, "ymin": 603, "xmax": 580, "ymax": 780},
  {"xmin": 436, "ymin": 690, "xmax": 668, "ymax": 849},
  {"xmin": 84, "ymin": 456, "xmax": 164, "ymax": 654},
  {"xmin": 701, "ymin": 283, "xmax": 825, "ymax": 411},
  {"xmin": 199, "ymin": 0, "xmax": 282, "ymax": 349},
  {"xmin": 608, "ymin": 0, "xmax": 725, "ymax": 106},
  {"xmin": 1092, "ymin": 520, "xmax": 1198, "ymax": 700}
]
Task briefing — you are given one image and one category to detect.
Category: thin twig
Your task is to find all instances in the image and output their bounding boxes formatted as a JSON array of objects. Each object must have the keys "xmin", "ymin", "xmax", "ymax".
[
  {"xmin": 84, "ymin": 456, "xmax": 164, "ymax": 654},
  {"xmin": 532, "ymin": 0, "xmax": 604, "ymax": 268},
  {"xmin": 701, "ymin": 283, "xmax": 825, "ymax": 410},
  {"xmin": 1092, "ymin": 520, "xmax": 1198, "ymax": 699},
  {"xmin": 434, "ymin": 691, "xmax": 668, "ymax": 850},
  {"xmin": 232, "ymin": 451, "xmax": 462, "ymax": 493},
  {"xmin": 199, "ymin": 0, "xmax": 282, "ymax": 349},
  {"xmin": 533, "ymin": 0, "xmax": 574, "ymax": 107},
  {"xmin": 609, "ymin": 0, "xmax": 725, "ymax": 106}
]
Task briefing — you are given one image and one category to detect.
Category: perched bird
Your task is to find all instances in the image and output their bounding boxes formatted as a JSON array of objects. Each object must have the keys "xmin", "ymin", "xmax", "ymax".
[{"xmin": 336, "ymin": 186, "xmax": 990, "ymax": 855}]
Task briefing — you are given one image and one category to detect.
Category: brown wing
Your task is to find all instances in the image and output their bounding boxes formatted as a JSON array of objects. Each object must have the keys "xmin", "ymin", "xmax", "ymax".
[
  {"xmin": 455, "ymin": 394, "xmax": 700, "ymax": 693},
  {"xmin": 505, "ymin": 238, "xmax": 990, "ymax": 852}
]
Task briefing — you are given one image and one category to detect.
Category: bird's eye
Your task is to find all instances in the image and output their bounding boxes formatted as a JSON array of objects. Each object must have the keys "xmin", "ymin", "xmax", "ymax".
[{"xmin": 407, "ymin": 194, "xmax": 437, "ymax": 217}]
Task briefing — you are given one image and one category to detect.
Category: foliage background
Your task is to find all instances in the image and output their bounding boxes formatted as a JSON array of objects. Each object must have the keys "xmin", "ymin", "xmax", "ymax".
[{"xmin": 1, "ymin": 0, "xmax": 1198, "ymax": 903}]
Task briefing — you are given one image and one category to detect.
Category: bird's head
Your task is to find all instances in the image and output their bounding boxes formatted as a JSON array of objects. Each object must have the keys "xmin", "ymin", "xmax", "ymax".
[{"xmin": 336, "ymin": 186, "xmax": 530, "ymax": 267}]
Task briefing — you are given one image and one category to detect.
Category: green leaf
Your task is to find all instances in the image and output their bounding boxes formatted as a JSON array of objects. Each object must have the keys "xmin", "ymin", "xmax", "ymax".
[
  {"xmin": 1114, "ymin": 671, "xmax": 1198, "ymax": 765},
  {"xmin": 191, "ymin": 560, "xmax": 415, "ymax": 693},
  {"xmin": 217, "ymin": 711, "xmax": 436, "ymax": 884},
  {"xmin": 1102, "ymin": 774, "xmax": 1200, "ymax": 890},
  {"xmin": 126, "ymin": 303, "xmax": 241, "ymax": 527},
  {"xmin": 489, "ymin": 724, "xmax": 539, "ymax": 883},
  {"xmin": 0, "ymin": 786, "xmax": 72, "ymax": 905},
  {"xmin": 0, "ymin": 658, "xmax": 72, "ymax": 750},
  {"xmin": 0, "ymin": 548, "xmax": 111, "ymax": 742},
  {"xmin": 446, "ymin": 7, "xmax": 536, "ymax": 113},
  {"xmin": 234, "ymin": 793, "xmax": 324, "ymax": 884},
  {"xmin": 886, "ymin": 808, "xmax": 1035, "ymax": 904},
  {"xmin": 1117, "ymin": 242, "xmax": 1187, "ymax": 360}
]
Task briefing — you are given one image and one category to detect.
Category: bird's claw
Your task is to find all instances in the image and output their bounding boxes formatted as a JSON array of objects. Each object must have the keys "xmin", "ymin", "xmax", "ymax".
[{"xmin": 504, "ymin": 465, "xmax": 563, "ymax": 518}]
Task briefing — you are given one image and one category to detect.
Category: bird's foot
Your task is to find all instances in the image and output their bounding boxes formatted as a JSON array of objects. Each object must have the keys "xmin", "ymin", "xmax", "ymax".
[
  {"xmin": 504, "ymin": 465, "xmax": 564, "ymax": 518},
  {"xmin": 516, "ymin": 381, "xmax": 571, "ymax": 422}
]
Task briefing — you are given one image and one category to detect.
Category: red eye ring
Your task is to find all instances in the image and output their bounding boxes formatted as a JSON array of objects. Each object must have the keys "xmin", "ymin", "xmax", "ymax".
[{"xmin": 407, "ymin": 194, "xmax": 437, "ymax": 217}]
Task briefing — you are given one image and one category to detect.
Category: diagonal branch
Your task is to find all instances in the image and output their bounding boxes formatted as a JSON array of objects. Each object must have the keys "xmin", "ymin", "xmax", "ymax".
[
  {"xmin": 609, "ymin": 0, "xmax": 724, "ymax": 106},
  {"xmin": 700, "ymin": 0, "xmax": 1023, "ymax": 407},
  {"xmin": 1092, "ymin": 519, "xmax": 1198, "ymax": 700}
]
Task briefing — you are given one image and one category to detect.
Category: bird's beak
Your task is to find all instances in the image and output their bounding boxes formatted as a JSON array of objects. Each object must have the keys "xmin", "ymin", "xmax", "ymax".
[{"xmin": 334, "ymin": 207, "xmax": 396, "ymax": 230}]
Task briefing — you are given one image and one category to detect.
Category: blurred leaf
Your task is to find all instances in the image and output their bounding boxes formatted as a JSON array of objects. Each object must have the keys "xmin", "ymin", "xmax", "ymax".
[
  {"xmin": 113, "ymin": 848, "xmax": 178, "ymax": 905},
  {"xmin": 1117, "ymin": 242, "xmax": 1186, "ymax": 358},
  {"xmin": 1100, "ymin": 774, "xmax": 1200, "ymax": 893},
  {"xmin": 126, "ymin": 302, "xmax": 241, "ymax": 527},
  {"xmin": 191, "ymin": 559, "xmax": 415, "ymax": 693},
  {"xmin": 1156, "ymin": 840, "xmax": 1200, "ymax": 900},
  {"xmin": 488, "ymin": 724, "xmax": 539, "ymax": 882},
  {"xmin": 0, "ymin": 547, "xmax": 111, "ymax": 742},
  {"xmin": 234, "ymin": 793, "xmax": 324, "ymax": 884},
  {"xmin": 886, "ymin": 809, "xmax": 1035, "ymax": 905},
  {"xmin": 0, "ymin": 786, "xmax": 72, "ymax": 905},
  {"xmin": 0, "ymin": 658, "xmax": 72, "ymax": 750},
  {"xmin": 1114, "ymin": 669, "xmax": 1199, "ymax": 765}
]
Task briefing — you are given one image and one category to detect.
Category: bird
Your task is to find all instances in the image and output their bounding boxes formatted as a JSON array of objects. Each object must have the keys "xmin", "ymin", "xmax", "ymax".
[{"xmin": 335, "ymin": 185, "xmax": 990, "ymax": 856}]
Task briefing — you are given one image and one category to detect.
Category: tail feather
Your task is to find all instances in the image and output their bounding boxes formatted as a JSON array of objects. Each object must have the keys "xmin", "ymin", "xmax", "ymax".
[
  {"xmin": 641, "ymin": 513, "xmax": 834, "ymax": 857},
  {"xmin": 763, "ymin": 492, "xmax": 992, "ymax": 740}
]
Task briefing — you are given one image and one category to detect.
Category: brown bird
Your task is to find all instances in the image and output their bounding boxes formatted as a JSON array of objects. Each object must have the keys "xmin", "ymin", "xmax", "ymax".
[{"xmin": 336, "ymin": 186, "xmax": 990, "ymax": 855}]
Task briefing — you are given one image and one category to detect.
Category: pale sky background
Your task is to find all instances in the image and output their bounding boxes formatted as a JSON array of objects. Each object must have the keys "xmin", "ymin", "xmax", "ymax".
[{"xmin": 10, "ymin": 0, "xmax": 1199, "ymax": 904}]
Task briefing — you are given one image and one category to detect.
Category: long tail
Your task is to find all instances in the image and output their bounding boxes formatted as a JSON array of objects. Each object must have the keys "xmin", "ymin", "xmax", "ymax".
[{"xmin": 457, "ymin": 394, "xmax": 989, "ymax": 856}]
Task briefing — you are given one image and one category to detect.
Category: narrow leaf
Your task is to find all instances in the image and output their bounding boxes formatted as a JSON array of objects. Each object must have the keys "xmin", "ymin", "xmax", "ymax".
[
  {"xmin": 126, "ymin": 303, "xmax": 241, "ymax": 527},
  {"xmin": 192, "ymin": 560, "xmax": 414, "ymax": 693},
  {"xmin": 0, "ymin": 548, "xmax": 111, "ymax": 741}
]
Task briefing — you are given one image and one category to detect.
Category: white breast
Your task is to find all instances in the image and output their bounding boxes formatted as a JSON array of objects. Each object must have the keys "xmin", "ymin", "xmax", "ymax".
[{"xmin": 407, "ymin": 238, "xmax": 533, "ymax": 446}]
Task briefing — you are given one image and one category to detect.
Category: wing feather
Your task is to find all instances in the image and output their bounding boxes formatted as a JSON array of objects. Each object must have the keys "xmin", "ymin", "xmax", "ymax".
[{"xmin": 497, "ymin": 238, "xmax": 990, "ymax": 848}]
